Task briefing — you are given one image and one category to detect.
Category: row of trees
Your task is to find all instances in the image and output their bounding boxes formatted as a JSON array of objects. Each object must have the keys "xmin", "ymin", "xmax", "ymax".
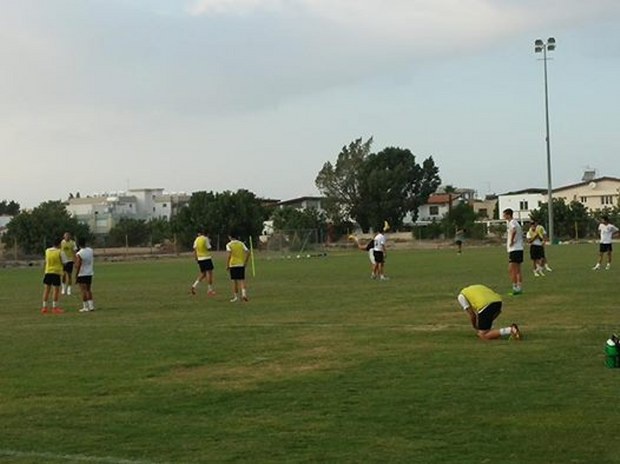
[{"xmin": 315, "ymin": 137, "xmax": 441, "ymax": 232}]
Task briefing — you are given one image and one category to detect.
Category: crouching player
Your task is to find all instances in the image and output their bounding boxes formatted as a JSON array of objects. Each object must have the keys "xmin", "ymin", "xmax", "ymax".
[{"xmin": 457, "ymin": 284, "xmax": 521, "ymax": 340}]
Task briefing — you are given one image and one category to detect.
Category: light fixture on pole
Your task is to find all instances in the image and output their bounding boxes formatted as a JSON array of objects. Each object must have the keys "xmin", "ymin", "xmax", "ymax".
[{"xmin": 534, "ymin": 37, "xmax": 556, "ymax": 244}]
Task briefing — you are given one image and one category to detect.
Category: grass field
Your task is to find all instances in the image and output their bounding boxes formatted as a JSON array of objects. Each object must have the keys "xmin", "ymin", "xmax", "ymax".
[{"xmin": 1, "ymin": 243, "xmax": 620, "ymax": 463}]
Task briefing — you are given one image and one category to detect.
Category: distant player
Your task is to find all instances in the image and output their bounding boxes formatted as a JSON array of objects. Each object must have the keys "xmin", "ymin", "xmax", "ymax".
[
  {"xmin": 60, "ymin": 232, "xmax": 77, "ymax": 295},
  {"xmin": 372, "ymin": 222, "xmax": 389, "ymax": 281},
  {"xmin": 75, "ymin": 237, "xmax": 95, "ymax": 312},
  {"xmin": 503, "ymin": 208, "xmax": 523, "ymax": 295},
  {"xmin": 454, "ymin": 228, "xmax": 465, "ymax": 255},
  {"xmin": 457, "ymin": 284, "xmax": 522, "ymax": 341},
  {"xmin": 42, "ymin": 237, "xmax": 64, "ymax": 314},
  {"xmin": 349, "ymin": 234, "xmax": 376, "ymax": 278},
  {"xmin": 593, "ymin": 215, "xmax": 619, "ymax": 270},
  {"xmin": 526, "ymin": 221, "xmax": 546, "ymax": 277},
  {"xmin": 226, "ymin": 232, "xmax": 250, "ymax": 302},
  {"xmin": 190, "ymin": 230, "xmax": 216, "ymax": 296}
]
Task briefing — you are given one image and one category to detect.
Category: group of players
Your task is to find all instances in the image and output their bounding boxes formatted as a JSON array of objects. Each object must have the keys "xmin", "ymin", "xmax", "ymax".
[
  {"xmin": 41, "ymin": 232, "xmax": 95, "ymax": 314},
  {"xmin": 459, "ymin": 211, "xmax": 618, "ymax": 342}
]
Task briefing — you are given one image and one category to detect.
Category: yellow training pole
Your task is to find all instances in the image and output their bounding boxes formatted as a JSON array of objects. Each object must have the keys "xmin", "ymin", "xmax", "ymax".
[{"xmin": 249, "ymin": 236, "xmax": 256, "ymax": 277}]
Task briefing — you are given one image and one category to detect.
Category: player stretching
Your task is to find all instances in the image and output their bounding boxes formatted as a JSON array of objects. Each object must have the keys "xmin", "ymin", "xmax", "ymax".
[
  {"xmin": 75, "ymin": 237, "xmax": 96, "ymax": 312},
  {"xmin": 60, "ymin": 232, "xmax": 77, "ymax": 295}
]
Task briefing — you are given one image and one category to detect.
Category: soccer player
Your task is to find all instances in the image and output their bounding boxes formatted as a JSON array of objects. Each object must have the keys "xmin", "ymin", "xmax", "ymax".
[
  {"xmin": 454, "ymin": 228, "xmax": 465, "ymax": 255},
  {"xmin": 75, "ymin": 237, "xmax": 95, "ymax": 312},
  {"xmin": 226, "ymin": 232, "xmax": 250, "ymax": 302},
  {"xmin": 457, "ymin": 284, "xmax": 522, "ymax": 341},
  {"xmin": 372, "ymin": 223, "xmax": 389, "ymax": 281},
  {"xmin": 526, "ymin": 220, "xmax": 546, "ymax": 277},
  {"xmin": 190, "ymin": 230, "xmax": 216, "ymax": 296},
  {"xmin": 503, "ymin": 208, "xmax": 524, "ymax": 295},
  {"xmin": 42, "ymin": 237, "xmax": 64, "ymax": 314},
  {"xmin": 593, "ymin": 215, "xmax": 619, "ymax": 270},
  {"xmin": 60, "ymin": 231, "xmax": 77, "ymax": 295}
]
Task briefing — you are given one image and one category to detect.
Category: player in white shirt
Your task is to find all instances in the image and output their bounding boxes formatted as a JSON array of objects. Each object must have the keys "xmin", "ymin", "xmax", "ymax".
[
  {"xmin": 75, "ymin": 237, "xmax": 95, "ymax": 312},
  {"xmin": 593, "ymin": 215, "xmax": 619, "ymax": 270},
  {"xmin": 372, "ymin": 223, "xmax": 389, "ymax": 281},
  {"xmin": 503, "ymin": 208, "xmax": 523, "ymax": 295}
]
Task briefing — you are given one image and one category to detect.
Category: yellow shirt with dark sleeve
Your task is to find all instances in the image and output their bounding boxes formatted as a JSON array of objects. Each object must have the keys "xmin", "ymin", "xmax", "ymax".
[
  {"xmin": 45, "ymin": 247, "xmax": 63, "ymax": 275},
  {"xmin": 460, "ymin": 285, "xmax": 502, "ymax": 313},
  {"xmin": 226, "ymin": 240, "xmax": 248, "ymax": 267}
]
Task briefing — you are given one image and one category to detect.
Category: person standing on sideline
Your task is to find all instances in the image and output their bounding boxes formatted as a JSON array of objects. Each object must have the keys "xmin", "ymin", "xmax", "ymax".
[
  {"xmin": 60, "ymin": 232, "xmax": 77, "ymax": 295},
  {"xmin": 455, "ymin": 228, "xmax": 465, "ymax": 255},
  {"xmin": 457, "ymin": 284, "xmax": 522, "ymax": 341},
  {"xmin": 190, "ymin": 230, "xmax": 216, "ymax": 296},
  {"xmin": 42, "ymin": 237, "xmax": 64, "ymax": 314},
  {"xmin": 75, "ymin": 237, "xmax": 95, "ymax": 312},
  {"xmin": 526, "ymin": 220, "xmax": 546, "ymax": 277},
  {"xmin": 226, "ymin": 232, "xmax": 250, "ymax": 302},
  {"xmin": 372, "ymin": 222, "xmax": 389, "ymax": 281},
  {"xmin": 593, "ymin": 215, "xmax": 619, "ymax": 270},
  {"xmin": 536, "ymin": 221, "xmax": 553, "ymax": 272},
  {"xmin": 503, "ymin": 208, "xmax": 524, "ymax": 295}
]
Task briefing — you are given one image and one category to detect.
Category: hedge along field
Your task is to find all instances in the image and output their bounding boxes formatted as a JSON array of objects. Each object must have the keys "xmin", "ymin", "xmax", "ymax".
[{"xmin": 1, "ymin": 242, "xmax": 619, "ymax": 464}]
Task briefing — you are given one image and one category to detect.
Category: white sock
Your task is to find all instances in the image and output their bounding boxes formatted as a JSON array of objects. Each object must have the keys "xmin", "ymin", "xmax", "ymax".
[
  {"xmin": 192, "ymin": 280, "xmax": 199, "ymax": 287},
  {"xmin": 241, "ymin": 289, "xmax": 247, "ymax": 297},
  {"xmin": 88, "ymin": 300, "xmax": 94, "ymax": 310},
  {"xmin": 42, "ymin": 301, "xmax": 47, "ymax": 308},
  {"xmin": 500, "ymin": 327, "xmax": 511, "ymax": 336},
  {"xmin": 208, "ymin": 285, "xmax": 213, "ymax": 291}
]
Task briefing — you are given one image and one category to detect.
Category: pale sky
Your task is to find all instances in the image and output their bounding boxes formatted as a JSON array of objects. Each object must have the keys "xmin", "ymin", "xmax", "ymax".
[{"xmin": 1, "ymin": 0, "xmax": 619, "ymax": 208}]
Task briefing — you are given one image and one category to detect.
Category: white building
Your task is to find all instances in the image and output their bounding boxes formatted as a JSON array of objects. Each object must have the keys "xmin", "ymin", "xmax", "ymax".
[
  {"xmin": 497, "ymin": 189, "xmax": 547, "ymax": 222},
  {"xmin": 66, "ymin": 188, "xmax": 190, "ymax": 234}
]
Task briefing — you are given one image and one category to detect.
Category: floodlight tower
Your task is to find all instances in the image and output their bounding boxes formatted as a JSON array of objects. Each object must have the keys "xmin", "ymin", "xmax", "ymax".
[{"xmin": 534, "ymin": 37, "xmax": 556, "ymax": 244}]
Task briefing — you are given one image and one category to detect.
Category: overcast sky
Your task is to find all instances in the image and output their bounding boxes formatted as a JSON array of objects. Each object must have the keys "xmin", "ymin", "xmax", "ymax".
[{"xmin": 1, "ymin": 0, "xmax": 619, "ymax": 208}]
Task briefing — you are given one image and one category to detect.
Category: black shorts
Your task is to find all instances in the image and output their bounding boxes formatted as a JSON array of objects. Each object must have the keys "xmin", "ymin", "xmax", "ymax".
[
  {"xmin": 229, "ymin": 266, "xmax": 245, "ymax": 280},
  {"xmin": 455, "ymin": 240, "xmax": 463, "ymax": 246},
  {"xmin": 373, "ymin": 250, "xmax": 385, "ymax": 264},
  {"xmin": 477, "ymin": 301, "xmax": 502, "ymax": 331},
  {"xmin": 43, "ymin": 273, "xmax": 61, "ymax": 287},
  {"xmin": 508, "ymin": 250, "xmax": 524, "ymax": 264},
  {"xmin": 63, "ymin": 262, "xmax": 74, "ymax": 274},
  {"xmin": 529, "ymin": 245, "xmax": 545, "ymax": 260},
  {"xmin": 198, "ymin": 259, "xmax": 214, "ymax": 273},
  {"xmin": 76, "ymin": 275, "xmax": 93, "ymax": 285},
  {"xmin": 600, "ymin": 243, "xmax": 613, "ymax": 253}
]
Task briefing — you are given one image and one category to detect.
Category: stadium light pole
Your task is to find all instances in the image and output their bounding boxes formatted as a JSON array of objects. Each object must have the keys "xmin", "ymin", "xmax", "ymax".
[{"xmin": 534, "ymin": 37, "xmax": 556, "ymax": 244}]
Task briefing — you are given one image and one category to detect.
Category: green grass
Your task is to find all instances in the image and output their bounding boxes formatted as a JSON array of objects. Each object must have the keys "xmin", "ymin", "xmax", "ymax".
[{"xmin": 1, "ymin": 244, "xmax": 620, "ymax": 463}]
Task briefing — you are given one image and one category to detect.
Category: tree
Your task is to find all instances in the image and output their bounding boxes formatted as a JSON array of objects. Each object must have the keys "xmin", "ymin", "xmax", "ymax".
[
  {"xmin": 0, "ymin": 200, "xmax": 20, "ymax": 215},
  {"xmin": 272, "ymin": 207, "xmax": 327, "ymax": 233},
  {"xmin": 315, "ymin": 137, "xmax": 373, "ymax": 227},
  {"xmin": 108, "ymin": 218, "xmax": 150, "ymax": 247},
  {"xmin": 1, "ymin": 201, "xmax": 91, "ymax": 255},
  {"xmin": 316, "ymin": 138, "xmax": 441, "ymax": 231},
  {"xmin": 173, "ymin": 189, "xmax": 269, "ymax": 250},
  {"xmin": 530, "ymin": 198, "xmax": 595, "ymax": 240},
  {"xmin": 359, "ymin": 147, "xmax": 441, "ymax": 230}
]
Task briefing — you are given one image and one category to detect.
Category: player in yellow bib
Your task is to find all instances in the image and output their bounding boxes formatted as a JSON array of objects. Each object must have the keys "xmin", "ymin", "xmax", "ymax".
[
  {"xmin": 226, "ymin": 232, "xmax": 250, "ymax": 302},
  {"xmin": 190, "ymin": 230, "xmax": 216, "ymax": 296},
  {"xmin": 42, "ymin": 237, "xmax": 64, "ymax": 314},
  {"xmin": 60, "ymin": 232, "xmax": 78, "ymax": 295},
  {"xmin": 457, "ymin": 284, "xmax": 521, "ymax": 340}
]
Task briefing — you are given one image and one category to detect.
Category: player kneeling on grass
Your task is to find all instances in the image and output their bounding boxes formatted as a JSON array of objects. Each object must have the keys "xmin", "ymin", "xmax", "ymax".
[
  {"xmin": 226, "ymin": 232, "xmax": 250, "ymax": 302},
  {"xmin": 457, "ymin": 284, "xmax": 521, "ymax": 341}
]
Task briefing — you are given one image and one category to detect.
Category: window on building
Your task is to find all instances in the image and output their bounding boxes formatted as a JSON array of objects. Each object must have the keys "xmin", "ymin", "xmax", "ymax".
[
  {"xmin": 580, "ymin": 196, "xmax": 587, "ymax": 203},
  {"xmin": 153, "ymin": 207, "xmax": 156, "ymax": 212},
  {"xmin": 429, "ymin": 206, "xmax": 439, "ymax": 215},
  {"xmin": 163, "ymin": 203, "xmax": 167, "ymax": 208},
  {"xmin": 519, "ymin": 201, "xmax": 528, "ymax": 210},
  {"xmin": 478, "ymin": 208, "xmax": 488, "ymax": 218},
  {"xmin": 601, "ymin": 196, "xmax": 613, "ymax": 205}
]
